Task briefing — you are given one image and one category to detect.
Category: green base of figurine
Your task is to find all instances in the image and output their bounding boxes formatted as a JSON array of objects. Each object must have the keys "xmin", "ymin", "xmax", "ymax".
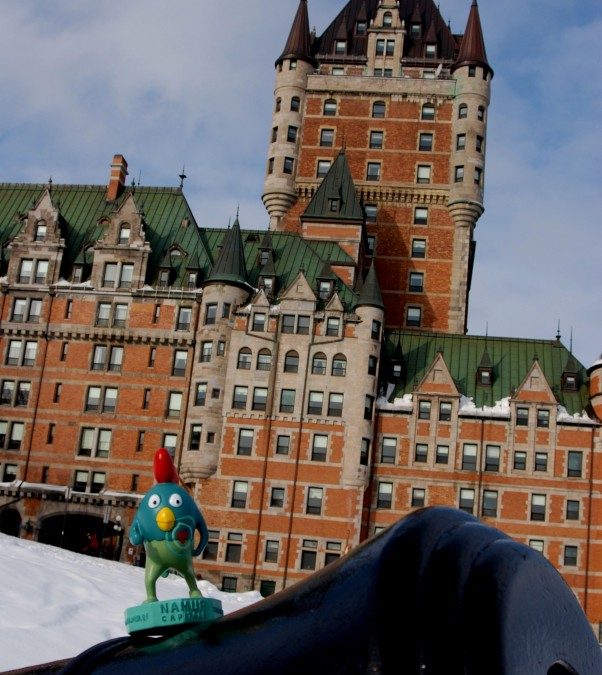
[{"xmin": 125, "ymin": 596, "xmax": 223, "ymax": 636}]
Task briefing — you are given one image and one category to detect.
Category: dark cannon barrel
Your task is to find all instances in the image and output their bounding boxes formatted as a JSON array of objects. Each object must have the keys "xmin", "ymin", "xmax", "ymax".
[{"xmin": 14, "ymin": 507, "xmax": 602, "ymax": 674}]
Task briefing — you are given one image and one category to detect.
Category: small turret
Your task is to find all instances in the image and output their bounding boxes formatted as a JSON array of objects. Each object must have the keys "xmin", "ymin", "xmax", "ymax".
[
  {"xmin": 587, "ymin": 356, "xmax": 602, "ymax": 422},
  {"xmin": 263, "ymin": 0, "xmax": 316, "ymax": 230},
  {"xmin": 447, "ymin": 0, "xmax": 492, "ymax": 333}
]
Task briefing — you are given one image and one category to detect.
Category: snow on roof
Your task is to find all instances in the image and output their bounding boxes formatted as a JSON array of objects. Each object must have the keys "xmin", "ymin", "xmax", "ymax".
[
  {"xmin": 377, "ymin": 390, "xmax": 413, "ymax": 411},
  {"xmin": 459, "ymin": 395, "xmax": 511, "ymax": 418},
  {"xmin": 556, "ymin": 405, "xmax": 596, "ymax": 425}
]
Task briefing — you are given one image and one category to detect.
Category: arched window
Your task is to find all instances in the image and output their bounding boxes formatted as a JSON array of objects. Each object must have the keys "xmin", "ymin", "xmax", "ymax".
[
  {"xmin": 458, "ymin": 103, "xmax": 468, "ymax": 119},
  {"xmin": 383, "ymin": 12, "xmax": 392, "ymax": 27},
  {"xmin": 332, "ymin": 354, "xmax": 347, "ymax": 377},
  {"xmin": 291, "ymin": 96, "xmax": 300, "ymax": 112},
  {"xmin": 312, "ymin": 352, "xmax": 327, "ymax": 375},
  {"xmin": 372, "ymin": 101, "xmax": 386, "ymax": 118},
  {"xmin": 284, "ymin": 350, "xmax": 299, "ymax": 373},
  {"xmin": 323, "ymin": 99, "xmax": 337, "ymax": 116},
  {"xmin": 237, "ymin": 347, "xmax": 252, "ymax": 370},
  {"xmin": 275, "ymin": 97, "xmax": 281, "ymax": 113},
  {"xmin": 421, "ymin": 103, "xmax": 435, "ymax": 120},
  {"xmin": 257, "ymin": 348, "xmax": 272, "ymax": 371},
  {"xmin": 477, "ymin": 105, "xmax": 485, "ymax": 121}
]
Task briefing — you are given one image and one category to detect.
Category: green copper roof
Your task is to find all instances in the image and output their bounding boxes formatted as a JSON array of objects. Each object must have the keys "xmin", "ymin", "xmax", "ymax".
[
  {"xmin": 355, "ymin": 264, "xmax": 384, "ymax": 310},
  {"xmin": 383, "ymin": 330, "xmax": 591, "ymax": 417},
  {"xmin": 303, "ymin": 151, "xmax": 364, "ymax": 222},
  {"xmin": 207, "ymin": 218, "xmax": 249, "ymax": 288}
]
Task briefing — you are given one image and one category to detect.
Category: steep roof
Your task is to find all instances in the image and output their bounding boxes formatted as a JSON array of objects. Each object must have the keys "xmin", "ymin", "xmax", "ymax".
[
  {"xmin": 451, "ymin": 0, "xmax": 493, "ymax": 77},
  {"xmin": 382, "ymin": 331, "xmax": 591, "ymax": 416},
  {"xmin": 206, "ymin": 218, "xmax": 249, "ymax": 288},
  {"xmin": 302, "ymin": 151, "xmax": 364, "ymax": 222},
  {"xmin": 355, "ymin": 264, "xmax": 384, "ymax": 310},
  {"xmin": 276, "ymin": 0, "xmax": 317, "ymax": 67},
  {"xmin": 313, "ymin": 0, "xmax": 459, "ymax": 62}
]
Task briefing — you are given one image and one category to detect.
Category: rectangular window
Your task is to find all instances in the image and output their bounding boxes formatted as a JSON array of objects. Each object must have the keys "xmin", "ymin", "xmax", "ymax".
[
  {"xmin": 368, "ymin": 355, "xmax": 378, "ymax": 376},
  {"xmin": 563, "ymin": 545, "xmax": 578, "ymax": 567},
  {"xmin": 415, "ymin": 443, "xmax": 428, "ymax": 463},
  {"xmin": 167, "ymin": 391, "xmax": 182, "ymax": 417},
  {"xmin": 365, "ymin": 204, "xmax": 377, "ymax": 223},
  {"xmin": 200, "ymin": 341, "xmax": 213, "ymax": 362},
  {"xmin": 436, "ymin": 444, "xmax": 449, "ymax": 464},
  {"xmin": 297, "ymin": 316, "xmax": 310, "ymax": 334},
  {"xmin": 462, "ymin": 444, "xmax": 478, "ymax": 471},
  {"xmin": 531, "ymin": 494, "xmax": 546, "ymax": 521},
  {"xmin": 416, "ymin": 165, "xmax": 431, "ymax": 184},
  {"xmin": 232, "ymin": 386, "xmax": 248, "ymax": 410},
  {"xmin": 109, "ymin": 346, "xmax": 123, "ymax": 372},
  {"xmin": 409, "ymin": 272, "xmax": 424, "ymax": 293},
  {"xmin": 7, "ymin": 422, "xmax": 24, "ymax": 450},
  {"xmin": 370, "ymin": 131, "xmax": 384, "ymax": 149},
  {"xmin": 316, "ymin": 160, "xmax": 331, "ymax": 178},
  {"xmin": 176, "ymin": 306, "xmax": 192, "ymax": 331},
  {"xmin": 482, "ymin": 490, "xmax": 498, "ymax": 517},
  {"xmin": 419, "ymin": 133, "xmax": 433, "ymax": 151},
  {"xmin": 189, "ymin": 424, "xmax": 202, "ymax": 451},
  {"xmin": 360, "ymin": 438, "xmax": 370, "ymax": 466},
  {"xmin": 96, "ymin": 303, "xmax": 111, "ymax": 327},
  {"xmin": 307, "ymin": 391, "xmax": 324, "ymax": 416},
  {"xmin": 113, "ymin": 303, "xmax": 128, "ymax": 327},
  {"xmin": 301, "ymin": 540, "xmax": 318, "ymax": 570},
  {"xmin": 225, "ymin": 533, "xmax": 242, "ymax": 563},
  {"xmin": 439, "ymin": 401, "xmax": 452, "ymax": 421},
  {"xmin": 366, "ymin": 162, "xmax": 381, "ymax": 181},
  {"xmin": 202, "ymin": 530, "xmax": 219, "ymax": 561},
  {"xmin": 283, "ymin": 157, "xmax": 294, "ymax": 174},
  {"xmin": 0, "ymin": 381, "xmax": 14, "ymax": 405},
  {"xmin": 306, "ymin": 487, "xmax": 323, "ymax": 515},
  {"xmin": 454, "ymin": 165, "xmax": 464, "ymax": 182},
  {"xmin": 270, "ymin": 487, "xmax": 285, "ymax": 508},
  {"xmin": 173, "ymin": 350, "xmax": 188, "ymax": 376},
  {"xmin": 102, "ymin": 263, "xmax": 118, "ymax": 288},
  {"xmin": 34, "ymin": 260, "xmax": 49, "ymax": 284},
  {"xmin": 377, "ymin": 482, "xmax": 393, "ymax": 509},
  {"xmin": 264, "ymin": 539, "xmax": 279, "ymax": 563},
  {"xmin": 282, "ymin": 314, "xmax": 295, "ymax": 333},
  {"xmin": 381, "ymin": 437, "xmax": 396, "ymax": 464},
  {"xmin": 459, "ymin": 488, "xmax": 475, "ymax": 514},
  {"xmin": 16, "ymin": 382, "xmax": 30, "ymax": 407},
  {"xmin": 22, "ymin": 341, "xmax": 37, "ymax": 366},
  {"xmin": 279, "ymin": 389, "xmax": 295, "ymax": 413},
  {"xmin": 195, "ymin": 382, "xmax": 207, "ymax": 406},
  {"xmin": 485, "ymin": 445, "xmax": 500, "ymax": 471},
  {"xmin": 231, "ymin": 481, "xmax": 248, "ymax": 508},
  {"xmin": 406, "ymin": 306, "xmax": 422, "ymax": 327},
  {"xmin": 162, "ymin": 433, "xmax": 177, "ymax": 455},
  {"xmin": 119, "ymin": 264, "xmax": 134, "ymax": 288},
  {"xmin": 516, "ymin": 407, "xmax": 529, "ymax": 426},
  {"xmin": 137, "ymin": 431, "xmax": 145, "ymax": 452},
  {"xmin": 222, "ymin": 577, "xmax": 238, "ymax": 593},
  {"xmin": 534, "ymin": 452, "xmax": 548, "ymax": 472},
  {"xmin": 476, "ymin": 135, "xmax": 484, "ymax": 152},
  {"xmin": 326, "ymin": 317, "xmax": 340, "ymax": 336},
  {"xmin": 456, "ymin": 133, "xmax": 466, "ymax": 150},
  {"xmin": 422, "ymin": 104, "xmax": 435, "ymax": 120},
  {"xmin": 536, "ymin": 409, "xmax": 550, "ymax": 428},
  {"xmin": 53, "ymin": 383, "xmax": 62, "ymax": 403},
  {"xmin": 276, "ymin": 435, "xmax": 290, "ymax": 455},
  {"xmin": 252, "ymin": 387, "xmax": 268, "ymax": 411},
  {"xmin": 311, "ymin": 434, "xmax": 328, "ymax": 462},
  {"xmin": 287, "ymin": 126, "xmax": 298, "ymax": 143},
  {"xmin": 411, "ymin": 238, "xmax": 426, "ymax": 258},
  {"xmin": 364, "ymin": 395, "xmax": 374, "ymax": 420},
  {"xmin": 60, "ymin": 342, "xmax": 68, "ymax": 361},
  {"xmin": 327, "ymin": 393, "xmax": 344, "ymax": 417},
  {"xmin": 371, "ymin": 320, "xmax": 381, "ymax": 340},
  {"xmin": 567, "ymin": 451, "xmax": 583, "ymax": 477},
  {"xmin": 320, "ymin": 129, "xmax": 334, "ymax": 147},
  {"xmin": 474, "ymin": 167, "xmax": 483, "ymax": 185},
  {"xmin": 566, "ymin": 499, "xmax": 580, "ymax": 521},
  {"xmin": 252, "ymin": 312, "xmax": 266, "ymax": 332},
  {"xmin": 513, "ymin": 451, "xmax": 526, "ymax": 470},
  {"xmin": 412, "ymin": 488, "xmax": 425, "ymax": 508},
  {"xmin": 414, "ymin": 207, "xmax": 428, "ymax": 225},
  {"xmin": 418, "ymin": 400, "xmax": 431, "ymax": 420},
  {"xmin": 18, "ymin": 259, "xmax": 33, "ymax": 284},
  {"xmin": 204, "ymin": 303, "xmax": 217, "ymax": 325},
  {"xmin": 236, "ymin": 428, "xmax": 254, "ymax": 456}
]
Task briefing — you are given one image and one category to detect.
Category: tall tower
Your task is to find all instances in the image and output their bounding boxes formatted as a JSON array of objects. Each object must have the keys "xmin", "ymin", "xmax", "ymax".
[
  {"xmin": 262, "ymin": 0, "xmax": 317, "ymax": 230},
  {"xmin": 262, "ymin": 0, "xmax": 493, "ymax": 336},
  {"xmin": 448, "ymin": 0, "xmax": 493, "ymax": 332}
]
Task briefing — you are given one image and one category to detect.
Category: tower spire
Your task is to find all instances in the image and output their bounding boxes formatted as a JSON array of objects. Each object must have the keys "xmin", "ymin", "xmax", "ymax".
[
  {"xmin": 452, "ymin": 0, "xmax": 493, "ymax": 78},
  {"xmin": 276, "ymin": 0, "xmax": 316, "ymax": 68}
]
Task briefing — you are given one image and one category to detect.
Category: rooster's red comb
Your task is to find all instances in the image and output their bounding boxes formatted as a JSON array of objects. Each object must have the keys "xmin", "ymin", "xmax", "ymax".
[{"xmin": 154, "ymin": 448, "xmax": 180, "ymax": 484}]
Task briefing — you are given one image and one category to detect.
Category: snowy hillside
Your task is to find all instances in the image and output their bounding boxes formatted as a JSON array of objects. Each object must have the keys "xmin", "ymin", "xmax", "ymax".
[{"xmin": 0, "ymin": 534, "xmax": 261, "ymax": 671}]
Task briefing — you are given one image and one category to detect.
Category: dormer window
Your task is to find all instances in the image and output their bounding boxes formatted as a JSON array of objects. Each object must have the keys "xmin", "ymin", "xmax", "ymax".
[
  {"xmin": 383, "ymin": 12, "xmax": 392, "ymax": 28},
  {"xmin": 318, "ymin": 280, "xmax": 333, "ymax": 300},
  {"xmin": 334, "ymin": 40, "xmax": 347, "ymax": 55},
  {"xmin": 425, "ymin": 44, "xmax": 436, "ymax": 59},
  {"xmin": 356, "ymin": 21, "xmax": 367, "ymax": 35},
  {"xmin": 562, "ymin": 373, "xmax": 578, "ymax": 391},
  {"xmin": 328, "ymin": 198, "xmax": 340, "ymax": 212},
  {"xmin": 34, "ymin": 221, "xmax": 47, "ymax": 242},
  {"xmin": 187, "ymin": 271, "xmax": 198, "ymax": 289},
  {"xmin": 477, "ymin": 367, "xmax": 493, "ymax": 386},
  {"xmin": 259, "ymin": 250, "xmax": 270, "ymax": 266},
  {"xmin": 158, "ymin": 269, "xmax": 170, "ymax": 288},
  {"xmin": 118, "ymin": 223, "xmax": 131, "ymax": 245},
  {"xmin": 392, "ymin": 362, "xmax": 403, "ymax": 379},
  {"xmin": 72, "ymin": 265, "xmax": 83, "ymax": 284}
]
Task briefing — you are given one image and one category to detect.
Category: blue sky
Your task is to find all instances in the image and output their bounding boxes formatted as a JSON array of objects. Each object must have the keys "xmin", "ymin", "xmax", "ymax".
[{"xmin": 0, "ymin": 0, "xmax": 599, "ymax": 367}]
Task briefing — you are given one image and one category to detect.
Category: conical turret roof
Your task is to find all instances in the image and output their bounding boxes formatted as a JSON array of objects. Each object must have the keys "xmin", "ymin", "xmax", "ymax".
[
  {"xmin": 276, "ymin": 0, "xmax": 317, "ymax": 67},
  {"xmin": 207, "ymin": 218, "xmax": 249, "ymax": 288},
  {"xmin": 451, "ymin": 0, "xmax": 493, "ymax": 77},
  {"xmin": 355, "ymin": 264, "xmax": 384, "ymax": 310}
]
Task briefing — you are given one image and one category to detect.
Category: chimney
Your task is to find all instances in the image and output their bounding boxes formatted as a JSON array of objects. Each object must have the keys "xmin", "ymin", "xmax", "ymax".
[{"xmin": 107, "ymin": 154, "xmax": 128, "ymax": 201}]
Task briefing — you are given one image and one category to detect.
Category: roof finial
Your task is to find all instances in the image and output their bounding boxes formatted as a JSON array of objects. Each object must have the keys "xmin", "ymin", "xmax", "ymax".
[
  {"xmin": 485, "ymin": 321, "xmax": 489, "ymax": 337},
  {"xmin": 236, "ymin": 203, "xmax": 240, "ymax": 220},
  {"xmin": 556, "ymin": 320, "xmax": 561, "ymax": 341},
  {"xmin": 570, "ymin": 327, "xmax": 573, "ymax": 354},
  {"xmin": 47, "ymin": 176, "xmax": 53, "ymax": 192},
  {"xmin": 178, "ymin": 165, "xmax": 187, "ymax": 189}
]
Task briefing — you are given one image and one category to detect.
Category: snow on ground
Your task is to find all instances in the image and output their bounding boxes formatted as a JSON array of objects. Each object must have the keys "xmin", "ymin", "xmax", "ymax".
[{"xmin": 0, "ymin": 533, "xmax": 261, "ymax": 671}]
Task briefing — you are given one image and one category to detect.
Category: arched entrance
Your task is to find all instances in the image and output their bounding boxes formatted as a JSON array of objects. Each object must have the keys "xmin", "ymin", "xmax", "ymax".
[
  {"xmin": 0, "ymin": 508, "xmax": 22, "ymax": 537},
  {"xmin": 38, "ymin": 513, "xmax": 124, "ymax": 560}
]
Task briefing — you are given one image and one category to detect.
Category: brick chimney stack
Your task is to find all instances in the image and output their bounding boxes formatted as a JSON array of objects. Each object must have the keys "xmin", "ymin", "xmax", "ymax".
[{"xmin": 107, "ymin": 154, "xmax": 128, "ymax": 201}]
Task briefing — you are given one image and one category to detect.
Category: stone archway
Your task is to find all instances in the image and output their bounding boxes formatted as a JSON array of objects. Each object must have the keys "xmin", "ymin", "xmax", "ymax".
[
  {"xmin": 38, "ymin": 512, "xmax": 123, "ymax": 559},
  {"xmin": 0, "ymin": 508, "xmax": 22, "ymax": 537}
]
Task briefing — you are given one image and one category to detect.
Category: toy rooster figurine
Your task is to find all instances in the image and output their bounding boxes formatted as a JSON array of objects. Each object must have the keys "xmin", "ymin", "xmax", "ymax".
[{"xmin": 125, "ymin": 448, "xmax": 222, "ymax": 634}]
